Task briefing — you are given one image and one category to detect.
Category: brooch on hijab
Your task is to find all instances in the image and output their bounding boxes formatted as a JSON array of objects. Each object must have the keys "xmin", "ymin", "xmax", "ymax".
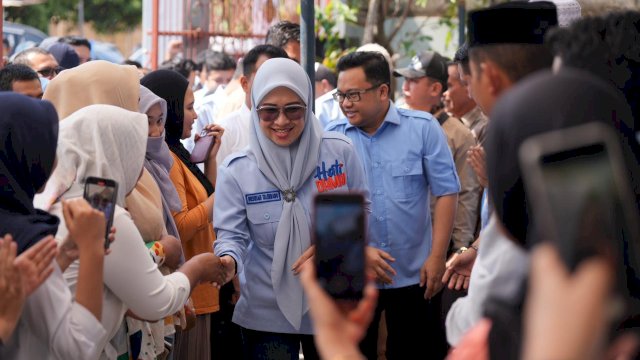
[{"xmin": 282, "ymin": 188, "xmax": 296, "ymax": 203}]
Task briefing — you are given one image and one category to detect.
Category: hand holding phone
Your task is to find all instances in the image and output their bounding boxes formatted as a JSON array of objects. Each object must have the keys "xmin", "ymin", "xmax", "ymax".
[
  {"xmin": 190, "ymin": 130, "xmax": 215, "ymax": 164},
  {"xmin": 313, "ymin": 193, "xmax": 367, "ymax": 302},
  {"xmin": 62, "ymin": 198, "xmax": 108, "ymax": 254},
  {"xmin": 191, "ymin": 125, "xmax": 224, "ymax": 164},
  {"xmin": 83, "ymin": 177, "xmax": 118, "ymax": 249}
]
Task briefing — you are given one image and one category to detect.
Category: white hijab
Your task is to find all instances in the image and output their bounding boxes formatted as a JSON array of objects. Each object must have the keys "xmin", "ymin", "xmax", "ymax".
[
  {"xmin": 54, "ymin": 104, "xmax": 148, "ymax": 206},
  {"xmin": 249, "ymin": 58, "xmax": 322, "ymax": 330}
]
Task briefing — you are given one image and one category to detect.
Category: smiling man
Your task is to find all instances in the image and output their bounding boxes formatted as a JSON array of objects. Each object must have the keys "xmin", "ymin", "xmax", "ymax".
[{"xmin": 327, "ymin": 51, "xmax": 460, "ymax": 359}]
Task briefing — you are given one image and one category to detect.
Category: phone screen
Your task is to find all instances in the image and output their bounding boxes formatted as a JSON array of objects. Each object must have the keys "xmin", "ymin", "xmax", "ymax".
[
  {"xmin": 538, "ymin": 143, "xmax": 623, "ymax": 268},
  {"xmin": 314, "ymin": 194, "xmax": 366, "ymax": 301},
  {"xmin": 83, "ymin": 178, "xmax": 117, "ymax": 248}
]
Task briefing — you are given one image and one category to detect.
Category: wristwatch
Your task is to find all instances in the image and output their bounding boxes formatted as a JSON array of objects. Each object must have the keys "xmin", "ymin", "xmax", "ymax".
[{"xmin": 455, "ymin": 247, "xmax": 468, "ymax": 255}]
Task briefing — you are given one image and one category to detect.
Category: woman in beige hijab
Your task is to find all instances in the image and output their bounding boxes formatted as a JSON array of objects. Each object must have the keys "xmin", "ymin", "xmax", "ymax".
[
  {"xmin": 39, "ymin": 60, "xmax": 186, "ymax": 359},
  {"xmin": 41, "ymin": 60, "xmax": 172, "ymax": 245},
  {"xmin": 47, "ymin": 104, "xmax": 225, "ymax": 359}
]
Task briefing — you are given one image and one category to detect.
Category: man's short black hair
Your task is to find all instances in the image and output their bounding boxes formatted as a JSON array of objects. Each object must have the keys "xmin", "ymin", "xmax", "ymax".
[
  {"xmin": 546, "ymin": 10, "xmax": 640, "ymax": 131},
  {"xmin": 336, "ymin": 51, "xmax": 391, "ymax": 87},
  {"xmin": 469, "ymin": 43, "xmax": 553, "ymax": 83},
  {"xmin": 453, "ymin": 43, "xmax": 470, "ymax": 74},
  {"xmin": 316, "ymin": 63, "xmax": 337, "ymax": 88},
  {"xmin": 202, "ymin": 50, "xmax": 236, "ymax": 72},
  {"xmin": 160, "ymin": 58, "xmax": 198, "ymax": 79},
  {"xmin": 0, "ymin": 64, "xmax": 39, "ymax": 91},
  {"xmin": 242, "ymin": 44, "xmax": 288, "ymax": 76},
  {"xmin": 12, "ymin": 47, "xmax": 51, "ymax": 67},
  {"xmin": 60, "ymin": 35, "xmax": 92, "ymax": 50},
  {"xmin": 265, "ymin": 21, "xmax": 301, "ymax": 48}
]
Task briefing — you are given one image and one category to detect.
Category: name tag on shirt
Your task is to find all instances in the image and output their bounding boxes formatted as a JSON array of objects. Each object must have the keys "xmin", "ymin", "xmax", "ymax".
[{"xmin": 245, "ymin": 190, "xmax": 282, "ymax": 205}]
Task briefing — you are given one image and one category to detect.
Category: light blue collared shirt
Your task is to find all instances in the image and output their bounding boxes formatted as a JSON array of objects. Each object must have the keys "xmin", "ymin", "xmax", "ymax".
[
  {"xmin": 326, "ymin": 102, "xmax": 460, "ymax": 289},
  {"xmin": 213, "ymin": 132, "xmax": 371, "ymax": 334}
]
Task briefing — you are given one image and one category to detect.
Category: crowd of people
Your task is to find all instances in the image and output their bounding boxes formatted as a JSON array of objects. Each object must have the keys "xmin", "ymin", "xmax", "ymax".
[{"xmin": 0, "ymin": 0, "xmax": 639, "ymax": 359}]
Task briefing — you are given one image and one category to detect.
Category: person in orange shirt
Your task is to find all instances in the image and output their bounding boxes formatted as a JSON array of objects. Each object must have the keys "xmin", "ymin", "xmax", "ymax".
[{"xmin": 142, "ymin": 69, "xmax": 225, "ymax": 360}]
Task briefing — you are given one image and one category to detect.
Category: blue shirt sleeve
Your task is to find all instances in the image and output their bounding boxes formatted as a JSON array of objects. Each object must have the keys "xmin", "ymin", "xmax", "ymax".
[
  {"xmin": 422, "ymin": 119, "xmax": 461, "ymax": 196},
  {"xmin": 213, "ymin": 164, "xmax": 251, "ymax": 274}
]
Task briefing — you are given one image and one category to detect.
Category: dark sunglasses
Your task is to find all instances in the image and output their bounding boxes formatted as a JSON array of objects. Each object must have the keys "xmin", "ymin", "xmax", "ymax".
[
  {"xmin": 256, "ymin": 104, "xmax": 306, "ymax": 122},
  {"xmin": 36, "ymin": 66, "xmax": 63, "ymax": 78}
]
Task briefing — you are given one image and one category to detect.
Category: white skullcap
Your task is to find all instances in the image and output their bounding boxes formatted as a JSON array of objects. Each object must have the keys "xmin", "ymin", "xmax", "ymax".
[
  {"xmin": 356, "ymin": 43, "xmax": 393, "ymax": 73},
  {"xmin": 530, "ymin": 0, "xmax": 582, "ymax": 27}
]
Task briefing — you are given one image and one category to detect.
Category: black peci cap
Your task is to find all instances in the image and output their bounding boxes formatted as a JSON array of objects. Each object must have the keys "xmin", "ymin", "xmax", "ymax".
[{"xmin": 468, "ymin": 1, "xmax": 558, "ymax": 48}]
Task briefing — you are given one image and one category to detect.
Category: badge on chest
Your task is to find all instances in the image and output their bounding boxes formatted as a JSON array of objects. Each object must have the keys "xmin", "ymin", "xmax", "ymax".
[{"xmin": 314, "ymin": 159, "xmax": 347, "ymax": 193}]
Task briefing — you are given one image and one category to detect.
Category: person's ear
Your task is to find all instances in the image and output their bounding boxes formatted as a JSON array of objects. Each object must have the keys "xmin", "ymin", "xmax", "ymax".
[
  {"xmin": 240, "ymin": 75, "xmax": 250, "ymax": 93},
  {"xmin": 431, "ymin": 81, "xmax": 443, "ymax": 98},
  {"xmin": 483, "ymin": 61, "xmax": 511, "ymax": 97},
  {"xmin": 379, "ymin": 83, "xmax": 390, "ymax": 100}
]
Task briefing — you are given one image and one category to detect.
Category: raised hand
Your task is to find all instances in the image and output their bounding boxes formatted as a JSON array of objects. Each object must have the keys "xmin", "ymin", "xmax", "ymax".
[
  {"xmin": 467, "ymin": 145, "xmax": 487, "ymax": 188},
  {"xmin": 14, "ymin": 235, "xmax": 57, "ymax": 296},
  {"xmin": 300, "ymin": 260, "xmax": 376, "ymax": 360}
]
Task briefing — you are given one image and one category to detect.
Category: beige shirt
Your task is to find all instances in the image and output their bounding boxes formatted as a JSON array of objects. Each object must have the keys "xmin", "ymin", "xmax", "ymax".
[
  {"xmin": 432, "ymin": 113, "xmax": 482, "ymax": 250},
  {"xmin": 461, "ymin": 105, "xmax": 489, "ymax": 145}
]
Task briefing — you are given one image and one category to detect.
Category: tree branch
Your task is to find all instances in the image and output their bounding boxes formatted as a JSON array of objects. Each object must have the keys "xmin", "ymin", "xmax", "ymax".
[
  {"xmin": 388, "ymin": 0, "xmax": 414, "ymax": 43},
  {"xmin": 362, "ymin": 0, "xmax": 381, "ymax": 45}
]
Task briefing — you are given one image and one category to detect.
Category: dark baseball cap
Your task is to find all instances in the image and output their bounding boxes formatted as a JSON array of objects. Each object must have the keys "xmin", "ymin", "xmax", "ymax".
[{"xmin": 393, "ymin": 50, "xmax": 449, "ymax": 84}]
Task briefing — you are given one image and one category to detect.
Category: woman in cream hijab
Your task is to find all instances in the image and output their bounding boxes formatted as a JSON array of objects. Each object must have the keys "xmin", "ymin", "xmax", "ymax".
[
  {"xmin": 39, "ymin": 60, "xmax": 167, "ymax": 245},
  {"xmin": 48, "ymin": 104, "xmax": 226, "ymax": 359},
  {"xmin": 213, "ymin": 58, "xmax": 371, "ymax": 359}
]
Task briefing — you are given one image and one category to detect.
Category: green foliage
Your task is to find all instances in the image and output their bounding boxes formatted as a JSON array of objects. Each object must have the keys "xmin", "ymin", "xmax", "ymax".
[
  {"xmin": 4, "ymin": 0, "xmax": 142, "ymax": 34},
  {"xmin": 315, "ymin": 0, "xmax": 358, "ymax": 70}
]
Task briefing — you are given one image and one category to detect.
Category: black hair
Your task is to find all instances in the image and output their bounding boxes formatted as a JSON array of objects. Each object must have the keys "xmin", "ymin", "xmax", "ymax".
[
  {"xmin": 160, "ymin": 58, "xmax": 198, "ymax": 79},
  {"xmin": 546, "ymin": 10, "xmax": 640, "ymax": 133},
  {"xmin": 122, "ymin": 59, "xmax": 143, "ymax": 68},
  {"xmin": 265, "ymin": 21, "xmax": 301, "ymax": 48},
  {"xmin": 12, "ymin": 47, "xmax": 51, "ymax": 67},
  {"xmin": 316, "ymin": 64, "xmax": 337, "ymax": 88},
  {"xmin": 469, "ymin": 43, "xmax": 553, "ymax": 83},
  {"xmin": 336, "ymin": 51, "xmax": 391, "ymax": 87},
  {"xmin": 60, "ymin": 35, "xmax": 92, "ymax": 50},
  {"xmin": 242, "ymin": 44, "xmax": 288, "ymax": 76},
  {"xmin": 2, "ymin": 38, "xmax": 9, "ymax": 50},
  {"xmin": 202, "ymin": 50, "xmax": 236, "ymax": 72},
  {"xmin": 453, "ymin": 43, "xmax": 470, "ymax": 74},
  {"xmin": 0, "ymin": 64, "xmax": 39, "ymax": 91}
]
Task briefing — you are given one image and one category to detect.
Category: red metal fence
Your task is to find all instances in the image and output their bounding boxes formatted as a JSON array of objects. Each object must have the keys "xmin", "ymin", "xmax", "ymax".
[{"xmin": 148, "ymin": 0, "xmax": 324, "ymax": 69}]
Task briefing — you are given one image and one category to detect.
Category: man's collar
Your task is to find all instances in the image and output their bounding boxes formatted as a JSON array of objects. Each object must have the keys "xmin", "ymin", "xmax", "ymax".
[
  {"xmin": 461, "ymin": 105, "xmax": 485, "ymax": 125},
  {"xmin": 344, "ymin": 100, "xmax": 399, "ymax": 132}
]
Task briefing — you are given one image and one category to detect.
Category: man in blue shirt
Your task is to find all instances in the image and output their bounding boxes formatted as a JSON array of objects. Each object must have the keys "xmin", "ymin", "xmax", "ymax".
[{"xmin": 326, "ymin": 51, "xmax": 460, "ymax": 359}]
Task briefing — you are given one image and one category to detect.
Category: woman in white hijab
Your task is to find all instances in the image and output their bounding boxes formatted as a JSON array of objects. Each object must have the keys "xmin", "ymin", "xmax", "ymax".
[
  {"xmin": 47, "ymin": 104, "xmax": 226, "ymax": 359},
  {"xmin": 213, "ymin": 58, "xmax": 371, "ymax": 359}
]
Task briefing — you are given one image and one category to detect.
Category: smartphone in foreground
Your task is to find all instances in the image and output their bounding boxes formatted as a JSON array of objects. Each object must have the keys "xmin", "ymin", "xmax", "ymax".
[
  {"xmin": 519, "ymin": 121, "xmax": 640, "ymax": 330},
  {"xmin": 313, "ymin": 193, "xmax": 366, "ymax": 301},
  {"xmin": 519, "ymin": 122, "xmax": 639, "ymax": 271},
  {"xmin": 83, "ymin": 176, "xmax": 118, "ymax": 249}
]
